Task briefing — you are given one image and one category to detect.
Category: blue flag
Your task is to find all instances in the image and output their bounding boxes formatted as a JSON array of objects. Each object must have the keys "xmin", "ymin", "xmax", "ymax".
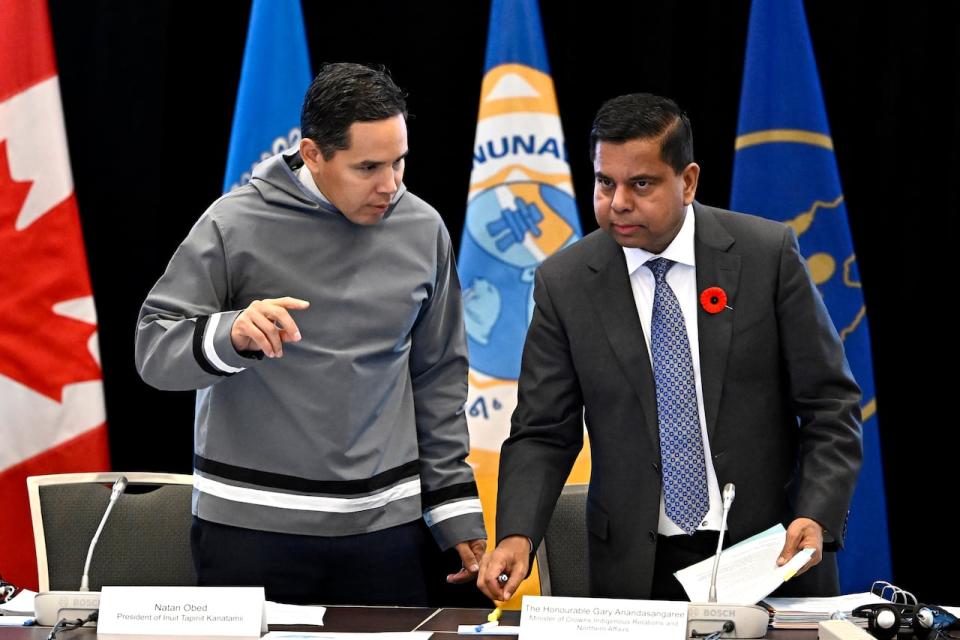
[
  {"xmin": 223, "ymin": 0, "xmax": 311, "ymax": 193},
  {"xmin": 731, "ymin": 0, "xmax": 891, "ymax": 592},
  {"xmin": 459, "ymin": 0, "xmax": 586, "ymax": 604}
]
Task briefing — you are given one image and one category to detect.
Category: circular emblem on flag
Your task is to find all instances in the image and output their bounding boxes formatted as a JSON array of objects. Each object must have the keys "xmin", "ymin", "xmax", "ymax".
[{"xmin": 459, "ymin": 181, "xmax": 578, "ymax": 380}]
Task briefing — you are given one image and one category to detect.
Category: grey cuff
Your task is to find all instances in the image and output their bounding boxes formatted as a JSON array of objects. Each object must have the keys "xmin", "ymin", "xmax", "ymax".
[{"xmin": 425, "ymin": 510, "xmax": 486, "ymax": 551}]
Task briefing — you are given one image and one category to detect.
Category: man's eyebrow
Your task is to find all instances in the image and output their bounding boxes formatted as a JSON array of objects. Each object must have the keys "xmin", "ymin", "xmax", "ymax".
[
  {"xmin": 593, "ymin": 171, "xmax": 659, "ymax": 181},
  {"xmin": 353, "ymin": 151, "xmax": 408, "ymax": 168}
]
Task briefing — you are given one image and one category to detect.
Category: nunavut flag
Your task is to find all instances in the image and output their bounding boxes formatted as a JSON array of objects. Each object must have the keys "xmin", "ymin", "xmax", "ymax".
[
  {"xmin": 459, "ymin": 0, "xmax": 586, "ymax": 605},
  {"xmin": 0, "ymin": 0, "xmax": 110, "ymax": 589},
  {"xmin": 731, "ymin": 0, "xmax": 891, "ymax": 592}
]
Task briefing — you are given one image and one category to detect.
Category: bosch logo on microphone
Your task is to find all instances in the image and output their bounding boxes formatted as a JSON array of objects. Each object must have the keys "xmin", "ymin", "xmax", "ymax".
[{"xmin": 690, "ymin": 605, "xmax": 736, "ymax": 618}]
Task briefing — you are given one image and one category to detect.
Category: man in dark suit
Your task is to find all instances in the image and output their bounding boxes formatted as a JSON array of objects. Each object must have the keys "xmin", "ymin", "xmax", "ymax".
[{"xmin": 478, "ymin": 93, "xmax": 862, "ymax": 601}]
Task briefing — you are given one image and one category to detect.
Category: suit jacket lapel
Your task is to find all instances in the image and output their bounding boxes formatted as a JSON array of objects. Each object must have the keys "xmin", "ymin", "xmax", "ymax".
[
  {"xmin": 585, "ymin": 232, "xmax": 660, "ymax": 448},
  {"xmin": 693, "ymin": 203, "xmax": 740, "ymax": 443}
]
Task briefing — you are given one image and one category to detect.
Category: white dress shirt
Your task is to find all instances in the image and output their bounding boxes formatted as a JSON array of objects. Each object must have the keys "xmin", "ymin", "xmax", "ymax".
[{"xmin": 621, "ymin": 204, "xmax": 724, "ymax": 535}]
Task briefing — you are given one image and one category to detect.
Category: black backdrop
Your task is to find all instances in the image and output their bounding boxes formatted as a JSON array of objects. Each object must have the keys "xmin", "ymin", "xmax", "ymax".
[{"xmin": 46, "ymin": 0, "xmax": 952, "ymax": 601}]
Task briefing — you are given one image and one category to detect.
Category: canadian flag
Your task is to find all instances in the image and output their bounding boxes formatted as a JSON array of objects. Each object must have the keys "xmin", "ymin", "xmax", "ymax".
[{"xmin": 0, "ymin": 0, "xmax": 110, "ymax": 590}]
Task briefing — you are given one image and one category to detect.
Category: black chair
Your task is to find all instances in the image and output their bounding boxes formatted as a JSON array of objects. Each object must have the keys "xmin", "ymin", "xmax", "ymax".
[
  {"xmin": 27, "ymin": 472, "xmax": 196, "ymax": 591},
  {"xmin": 535, "ymin": 483, "xmax": 589, "ymax": 597}
]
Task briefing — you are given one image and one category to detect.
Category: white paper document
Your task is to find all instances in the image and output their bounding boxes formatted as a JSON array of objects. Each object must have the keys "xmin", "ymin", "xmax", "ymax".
[
  {"xmin": 519, "ymin": 595, "xmax": 688, "ymax": 639},
  {"xmin": 761, "ymin": 592, "xmax": 888, "ymax": 629},
  {"xmin": 674, "ymin": 523, "xmax": 814, "ymax": 604},
  {"xmin": 0, "ymin": 589, "xmax": 37, "ymax": 616},
  {"xmin": 764, "ymin": 592, "xmax": 888, "ymax": 614},
  {"xmin": 264, "ymin": 601, "xmax": 327, "ymax": 626},
  {"xmin": 99, "ymin": 586, "xmax": 266, "ymax": 640}
]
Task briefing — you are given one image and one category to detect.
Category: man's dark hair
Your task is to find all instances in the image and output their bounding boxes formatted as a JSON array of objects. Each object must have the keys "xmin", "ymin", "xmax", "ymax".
[
  {"xmin": 588, "ymin": 93, "xmax": 694, "ymax": 174},
  {"xmin": 301, "ymin": 62, "xmax": 408, "ymax": 160}
]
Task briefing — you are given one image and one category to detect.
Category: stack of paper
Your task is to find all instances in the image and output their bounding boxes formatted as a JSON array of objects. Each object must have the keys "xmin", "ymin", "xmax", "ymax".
[
  {"xmin": 0, "ymin": 589, "xmax": 35, "ymax": 616},
  {"xmin": 0, "ymin": 588, "xmax": 37, "ymax": 626},
  {"xmin": 761, "ymin": 593, "xmax": 888, "ymax": 629}
]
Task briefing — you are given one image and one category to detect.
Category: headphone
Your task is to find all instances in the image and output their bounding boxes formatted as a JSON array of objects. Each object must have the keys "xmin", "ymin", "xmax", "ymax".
[
  {"xmin": 0, "ymin": 576, "xmax": 19, "ymax": 604},
  {"xmin": 853, "ymin": 603, "xmax": 956, "ymax": 640},
  {"xmin": 915, "ymin": 606, "xmax": 960, "ymax": 640},
  {"xmin": 853, "ymin": 603, "xmax": 911, "ymax": 639}
]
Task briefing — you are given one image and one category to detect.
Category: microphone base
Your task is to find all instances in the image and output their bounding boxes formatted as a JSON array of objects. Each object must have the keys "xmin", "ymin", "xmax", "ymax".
[
  {"xmin": 686, "ymin": 603, "xmax": 769, "ymax": 639},
  {"xmin": 34, "ymin": 591, "xmax": 100, "ymax": 627}
]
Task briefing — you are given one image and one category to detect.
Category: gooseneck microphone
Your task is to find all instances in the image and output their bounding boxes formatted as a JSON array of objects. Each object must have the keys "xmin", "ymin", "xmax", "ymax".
[
  {"xmin": 708, "ymin": 483, "xmax": 736, "ymax": 603},
  {"xmin": 79, "ymin": 476, "xmax": 128, "ymax": 592},
  {"xmin": 687, "ymin": 482, "xmax": 769, "ymax": 639},
  {"xmin": 34, "ymin": 476, "xmax": 129, "ymax": 627}
]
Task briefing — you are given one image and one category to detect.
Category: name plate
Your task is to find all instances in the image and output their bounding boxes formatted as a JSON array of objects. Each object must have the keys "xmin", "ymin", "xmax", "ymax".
[
  {"xmin": 520, "ymin": 596, "xmax": 688, "ymax": 639},
  {"xmin": 98, "ymin": 587, "xmax": 265, "ymax": 640}
]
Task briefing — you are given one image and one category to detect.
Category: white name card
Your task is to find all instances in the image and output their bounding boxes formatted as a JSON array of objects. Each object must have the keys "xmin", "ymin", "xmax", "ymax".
[
  {"xmin": 520, "ymin": 595, "xmax": 688, "ymax": 640},
  {"xmin": 98, "ymin": 586, "xmax": 265, "ymax": 640}
]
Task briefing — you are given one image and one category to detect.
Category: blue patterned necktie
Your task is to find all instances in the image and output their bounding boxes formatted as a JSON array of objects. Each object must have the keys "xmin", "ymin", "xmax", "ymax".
[{"xmin": 646, "ymin": 257, "xmax": 709, "ymax": 536}]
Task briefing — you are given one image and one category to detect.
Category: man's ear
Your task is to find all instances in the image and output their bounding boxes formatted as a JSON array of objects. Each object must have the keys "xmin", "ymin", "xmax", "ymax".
[
  {"xmin": 300, "ymin": 138, "xmax": 324, "ymax": 172},
  {"xmin": 681, "ymin": 162, "xmax": 700, "ymax": 205}
]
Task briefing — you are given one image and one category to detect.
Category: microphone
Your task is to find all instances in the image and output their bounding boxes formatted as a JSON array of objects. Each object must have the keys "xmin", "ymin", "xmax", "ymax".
[
  {"xmin": 708, "ymin": 483, "xmax": 736, "ymax": 603},
  {"xmin": 80, "ymin": 476, "xmax": 127, "ymax": 591},
  {"xmin": 686, "ymin": 483, "xmax": 769, "ymax": 639},
  {"xmin": 35, "ymin": 476, "xmax": 129, "ymax": 627}
]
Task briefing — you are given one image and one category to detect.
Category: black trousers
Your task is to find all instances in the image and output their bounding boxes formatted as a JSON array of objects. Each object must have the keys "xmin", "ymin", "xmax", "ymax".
[
  {"xmin": 651, "ymin": 531, "xmax": 722, "ymax": 601},
  {"xmin": 191, "ymin": 517, "xmax": 490, "ymax": 607}
]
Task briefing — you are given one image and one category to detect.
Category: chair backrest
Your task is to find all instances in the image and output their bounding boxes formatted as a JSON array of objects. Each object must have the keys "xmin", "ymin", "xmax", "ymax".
[
  {"xmin": 27, "ymin": 472, "xmax": 197, "ymax": 591},
  {"xmin": 535, "ymin": 483, "xmax": 589, "ymax": 597}
]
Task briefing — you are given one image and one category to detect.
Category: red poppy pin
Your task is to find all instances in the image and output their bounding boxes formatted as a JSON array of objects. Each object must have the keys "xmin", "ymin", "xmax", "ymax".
[{"xmin": 700, "ymin": 287, "xmax": 730, "ymax": 314}]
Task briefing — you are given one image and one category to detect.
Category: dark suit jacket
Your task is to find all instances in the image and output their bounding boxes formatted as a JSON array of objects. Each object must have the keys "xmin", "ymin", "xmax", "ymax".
[{"xmin": 496, "ymin": 202, "xmax": 862, "ymax": 598}]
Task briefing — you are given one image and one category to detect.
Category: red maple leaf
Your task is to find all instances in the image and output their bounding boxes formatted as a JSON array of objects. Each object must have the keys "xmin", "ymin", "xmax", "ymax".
[{"xmin": 0, "ymin": 139, "xmax": 102, "ymax": 401}]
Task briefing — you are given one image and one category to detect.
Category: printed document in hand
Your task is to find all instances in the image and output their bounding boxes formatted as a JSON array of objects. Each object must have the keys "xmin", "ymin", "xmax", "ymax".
[{"xmin": 674, "ymin": 523, "xmax": 814, "ymax": 604}]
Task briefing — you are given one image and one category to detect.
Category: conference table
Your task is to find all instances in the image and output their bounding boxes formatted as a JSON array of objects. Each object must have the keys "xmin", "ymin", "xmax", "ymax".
[{"xmin": 0, "ymin": 606, "xmax": 818, "ymax": 639}]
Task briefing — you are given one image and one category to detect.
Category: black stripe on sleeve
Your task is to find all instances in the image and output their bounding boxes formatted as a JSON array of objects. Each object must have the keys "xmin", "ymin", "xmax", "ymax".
[
  {"xmin": 192, "ymin": 315, "xmax": 231, "ymax": 376},
  {"xmin": 421, "ymin": 482, "xmax": 480, "ymax": 509}
]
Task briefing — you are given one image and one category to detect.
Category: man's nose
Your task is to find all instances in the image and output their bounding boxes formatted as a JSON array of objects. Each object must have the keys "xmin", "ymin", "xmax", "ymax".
[
  {"xmin": 610, "ymin": 186, "xmax": 632, "ymax": 212},
  {"xmin": 377, "ymin": 168, "xmax": 399, "ymax": 194}
]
